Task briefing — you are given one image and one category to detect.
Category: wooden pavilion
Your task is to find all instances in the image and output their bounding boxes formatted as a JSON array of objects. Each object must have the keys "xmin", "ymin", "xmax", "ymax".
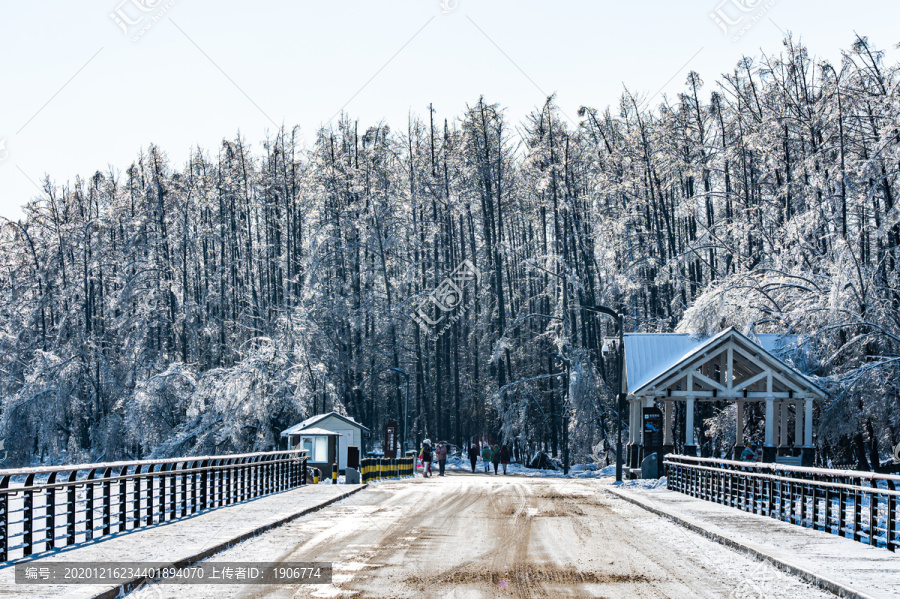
[{"xmin": 622, "ymin": 328, "xmax": 827, "ymax": 468}]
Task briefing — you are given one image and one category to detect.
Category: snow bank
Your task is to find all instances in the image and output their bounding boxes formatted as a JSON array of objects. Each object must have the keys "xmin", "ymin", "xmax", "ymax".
[{"xmin": 446, "ymin": 460, "xmax": 617, "ymax": 479}]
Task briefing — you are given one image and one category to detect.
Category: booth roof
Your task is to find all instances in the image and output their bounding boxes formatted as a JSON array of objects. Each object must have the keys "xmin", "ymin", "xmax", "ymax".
[{"xmin": 282, "ymin": 426, "xmax": 342, "ymax": 437}]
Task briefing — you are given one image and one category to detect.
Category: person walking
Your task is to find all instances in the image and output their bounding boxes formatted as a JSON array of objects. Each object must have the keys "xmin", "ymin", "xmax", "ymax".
[
  {"xmin": 491, "ymin": 444, "xmax": 501, "ymax": 475},
  {"xmin": 436, "ymin": 442, "xmax": 448, "ymax": 476},
  {"xmin": 740, "ymin": 442, "xmax": 758, "ymax": 463},
  {"xmin": 468, "ymin": 443, "xmax": 479, "ymax": 473},
  {"xmin": 481, "ymin": 444, "xmax": 491, "ymax": 473},
  {"xmin": 421, "ymin": 439, "xmax": 433, "ymax": 478},
  {"xmin": 500, "ymin": 444, "xmax": 511, "ymax": 475}
]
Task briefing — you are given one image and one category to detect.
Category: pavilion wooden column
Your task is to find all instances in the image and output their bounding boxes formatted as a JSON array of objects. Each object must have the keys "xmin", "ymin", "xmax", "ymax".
[
  {"xmin": 663, "ymin": 400, "xmax": 673, "ymax": 447},
  {"xmin": 626, "ymin": 398, "xmax": 638, "ymax": 467},
  {"xmin": 802, "ymin": 395, "xmax": 815, "ymax": 466},
  {"xmin": 763, "ymin": 395, "xmax": 776, "ymax": 462},
  {"xmin": 779, "ymin": 401, "xmax": 789, "ymax": 448},
  {"xmin": 630, "ymin": 400, "xmax": 639, "ymax": 444},
  {"xmin": 794, "ymin": 401, "xmax": 803, "ymax": 447},
  {"xmin": 684, "ymin": 395, "xmax": 696, "ymax": 456},
  {"xmin": 734, "ymin": 400, "xmax": 744, "ymax": 451}
]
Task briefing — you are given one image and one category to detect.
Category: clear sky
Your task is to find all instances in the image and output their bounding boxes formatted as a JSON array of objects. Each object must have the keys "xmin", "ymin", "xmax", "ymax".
[{"xmin": 1, "ymin": 0, "xmax": 898, "ymax": 219}]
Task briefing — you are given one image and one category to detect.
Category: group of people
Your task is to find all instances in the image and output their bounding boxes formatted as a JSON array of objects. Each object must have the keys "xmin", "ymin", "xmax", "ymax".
[
  {"xmin": 417, "ymin": 439, "xmax": 448, "ymax": 477},
  {"xmin": 469, "ymin": 442, "xmax": 511, "ymax": 475},
  {"xmin": 416, "ymin": 440, "xmax": 513, "ymax": 477}
]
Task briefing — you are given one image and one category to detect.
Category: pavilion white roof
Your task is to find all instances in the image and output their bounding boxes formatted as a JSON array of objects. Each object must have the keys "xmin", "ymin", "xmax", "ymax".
[{"xmin": 624, "ymin": 328, "xmax": 821, "ymax": 397}]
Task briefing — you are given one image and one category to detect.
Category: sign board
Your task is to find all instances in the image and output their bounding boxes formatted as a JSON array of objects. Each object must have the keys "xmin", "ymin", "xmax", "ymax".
[
  {"xmin": 383, "ymin": 421, "xmax": 398, "ymax": 458},
  {"xmin": 642, "ymin": 407, "xmax": 663, "ymax": 447}
]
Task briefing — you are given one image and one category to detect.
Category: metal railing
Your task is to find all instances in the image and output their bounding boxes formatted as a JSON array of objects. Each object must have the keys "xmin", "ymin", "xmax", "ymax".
[
  {"xmin": 360, "ymin": 457, "xmax": 414, "ymax": 482},
  {"xmin": 0, "ymin": 449, "xmax": 308, "ymax": 562},
  {"xmin": 665, "ymin": 454, "xmax": 900, "ymax": 552}
]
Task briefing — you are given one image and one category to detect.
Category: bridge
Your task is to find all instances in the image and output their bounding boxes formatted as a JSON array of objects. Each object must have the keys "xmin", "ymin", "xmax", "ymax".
[{"xmin": 0, "ymin": 450, "xmax": 897, "ymax": 598}]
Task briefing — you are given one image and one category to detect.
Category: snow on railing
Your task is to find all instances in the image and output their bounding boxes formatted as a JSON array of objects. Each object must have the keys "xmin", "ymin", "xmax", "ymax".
[
  {"xmin": 664, "ymin": 454, "xmax": 899, "ymax": 552},
  {"xmin": 0, "ymin": 449, "xmax": 309, "ymax": 563}
]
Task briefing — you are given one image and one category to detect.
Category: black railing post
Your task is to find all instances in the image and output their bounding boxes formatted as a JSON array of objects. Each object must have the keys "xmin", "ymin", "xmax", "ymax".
[
  {"xmin": 45, "ymin": 472, "xmax": 57, "ymax": 550},
  {"xmin": 199, "ymin": 460, "xmax": 209, "ymax": 511},
  {"xmin": 219, "ymin": 459, "xmax": 227, "ymax": 505},
  {"xmin": 0, "ymin": 476, "xmax": 9, "ymax": 561},
  {"xmin": 248, "ymin": 456, "xmax": 255, "ymax": 498},
  {"xmin": 118, "ymin": 466, "xmax": 128, "ymax": 532},
  {"xmin": 303, "ymin": 455, "xmax": 308, "ymax": 487},
  {"xmin": 245, "ymin": 457, "xmax": 253, "ymax": 499},
  {"xmin": 246, "ymin": 457, "xmax": 254, "ymax": 499},
  {"xmin": 66, "ymin": 471, "xmax": 78, "ymax": 544},
  {"xmin": 809, "ymin": 479, "xmax": 818, "ymax": 531},
  {"xmin": 190, "ymin": 461, "xmax": 199, "ymax": 514},
  {"xmin": 179, "ymin": 461, "xmax": 187, "ymax": 517},
  {"xmin": 869, "ymin": 480, "xmax": 878, "ymax": 547},
  {"xmin": 102, "ymin": 467, "xmax": 112, "ymax": 535},
  {"xmin": 146, "ymin": 464, "xmax": 155, "ymax": 525},
  {"xmin": 23, "ymin": 474, "xmax": 35, "ymax": 555},
  {"xmin": 238, "ymin": 457, "xmax": 245, "ymax": 500},
  {"xmin": 207, "ymin": 460, "xmax": 215, "ymax": 507},
  {"xmin": 887, "ymin": 480, "xmax": 896, "ymax": 552},
  {"xmin": 259, "ymin": 456, "xmax": 266, "ymax": 495},
  {"xmin": 158, "ymin": 464, "xmax": 168, "ymax": 522},
  {"xmin": 133, "ymin": 465, "xmax": 143, "ymax": 527},
  {"xmin": 85, "ymin": 469, "xmax": 97, "ymax": 541},
  {"xmin": 167, "ymin": 463, "xmax": 176, "ymax": 520},
  {"xmin": 225, "ymin": 458, "xmax": 233, "ymax": 504}
]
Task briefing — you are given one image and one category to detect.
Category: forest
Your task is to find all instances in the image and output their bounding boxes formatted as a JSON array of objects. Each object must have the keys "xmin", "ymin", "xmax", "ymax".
[{"xmin": 0, "ymin": 34, "xmax": 898, "ymax": 471}]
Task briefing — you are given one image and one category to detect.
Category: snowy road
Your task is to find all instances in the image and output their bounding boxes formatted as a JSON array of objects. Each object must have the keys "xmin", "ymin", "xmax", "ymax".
[{"xmin": 129, "ymin": 474, "xmax": 832, "ymax": 598}]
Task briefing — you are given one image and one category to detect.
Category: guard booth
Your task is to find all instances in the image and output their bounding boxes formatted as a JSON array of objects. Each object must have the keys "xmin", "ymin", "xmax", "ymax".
[
  {"xmin": 622, "ymin": 327, "xmax": 828, "ymax": 474},
  {"xmin": 283, "ymin": 427, "xmax": 339, "ymax": 479},
  {"xmin": 280, "ymin": 412, "xmax": 371, "ymax": 476}
]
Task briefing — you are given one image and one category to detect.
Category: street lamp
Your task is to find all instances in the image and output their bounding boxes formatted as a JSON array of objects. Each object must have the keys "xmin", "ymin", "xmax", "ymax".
[
  {"xmin": 554, "ymin": 353, "xmax": 571, "ymax": 475},
  {"xmin": 390, "ymin": 368, "xmax": 410, "ymax": 456},
  {"xmin": 582, "ymin": 305, "xmax": 626, "ymax": 483}
]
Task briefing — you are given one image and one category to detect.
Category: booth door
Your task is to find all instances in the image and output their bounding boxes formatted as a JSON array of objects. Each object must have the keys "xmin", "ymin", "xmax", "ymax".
[{"xmin": 335, "ymin": 430, "xmax": 354, "ymax": 470}]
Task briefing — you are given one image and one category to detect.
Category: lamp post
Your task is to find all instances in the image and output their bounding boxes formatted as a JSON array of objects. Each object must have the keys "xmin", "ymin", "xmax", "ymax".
[
  {"xmin": 582, "ymin": 305, "xmax": 625, "ymax": 482},
  {"xmin": 554, "ymin": 353, "xmax": 571, "ymax": 475},
  {"xmin": 391, "ymin": 368, "xmax": 410, "ymax": 456}
]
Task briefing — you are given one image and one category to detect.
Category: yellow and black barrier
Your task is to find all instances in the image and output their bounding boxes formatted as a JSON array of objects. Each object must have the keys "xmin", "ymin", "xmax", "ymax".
[{"xmin": 360, "ymin": 457, "xmax": 415, "ymax": 483}]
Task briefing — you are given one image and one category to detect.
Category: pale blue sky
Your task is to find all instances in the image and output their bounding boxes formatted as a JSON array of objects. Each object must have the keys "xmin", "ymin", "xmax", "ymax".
[{"xmin": 1, "ymin": 0, "xmax": 897, "ymax": 219}]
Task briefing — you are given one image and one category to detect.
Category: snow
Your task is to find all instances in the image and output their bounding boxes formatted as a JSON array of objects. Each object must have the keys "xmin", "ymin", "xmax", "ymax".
[
  {"xmin": 446, "ymin": 457, "xmax": 618, "ymax": 479},
  {"xmin": 610, "ymin": 483, "xmax": 900, "ymax": 599},
  {"xmin": 618, "ymin": 475, "xmax": 668, "ymax": 489}
]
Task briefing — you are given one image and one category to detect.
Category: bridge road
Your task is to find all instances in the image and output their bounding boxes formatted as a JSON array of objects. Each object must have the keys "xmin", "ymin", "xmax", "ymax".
[{"xmin": 128, "ymin": 474, "xmax": 832, "ymax": 599}]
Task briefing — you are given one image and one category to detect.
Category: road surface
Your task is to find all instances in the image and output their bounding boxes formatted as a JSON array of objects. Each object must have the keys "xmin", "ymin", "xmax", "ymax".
[{"xmin": 128, "ymin": 473, "xmax": 831, "ymax": 598}]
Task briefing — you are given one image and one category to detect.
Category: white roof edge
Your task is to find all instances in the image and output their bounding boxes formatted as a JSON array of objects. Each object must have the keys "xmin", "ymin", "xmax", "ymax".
[{"xmin": 281, "ymin": 426, "xmax": 343, "ymax": 437}]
